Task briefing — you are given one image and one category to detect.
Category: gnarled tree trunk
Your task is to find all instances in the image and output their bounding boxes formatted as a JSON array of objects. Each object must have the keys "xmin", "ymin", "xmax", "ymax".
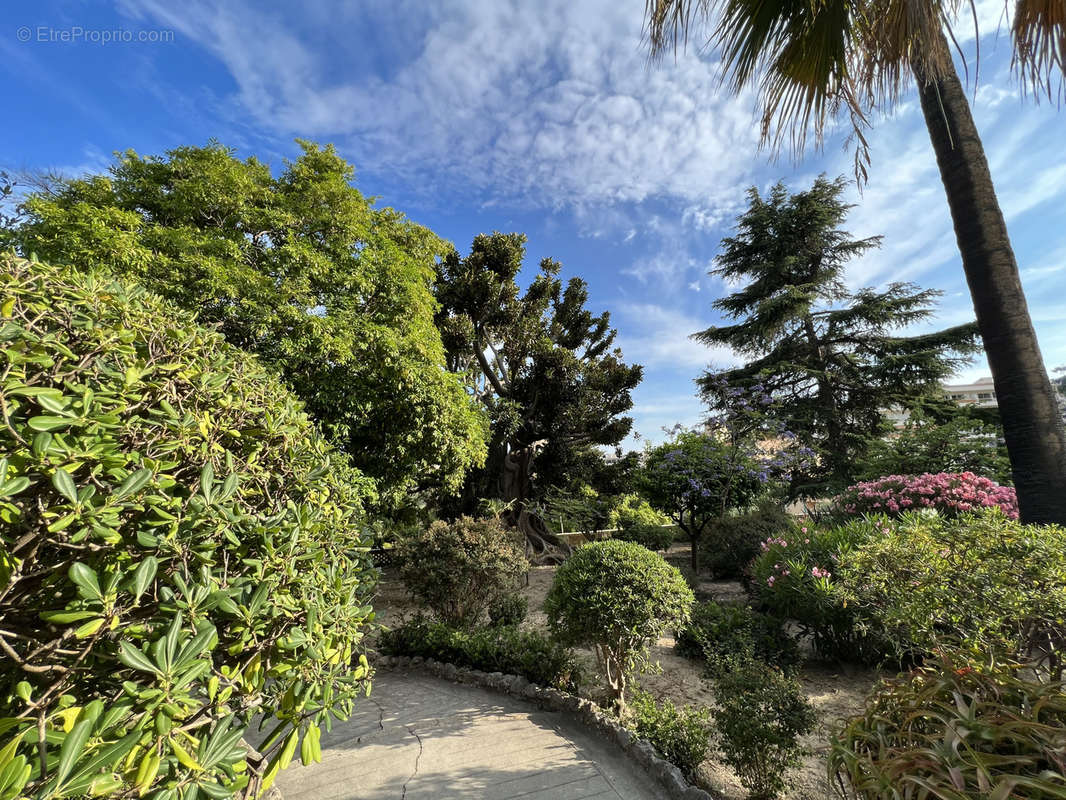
[
  {"xmin": 913, "ymin": 37, "xmax": 1066, "ymax": 524},
  {"xmin": 499, "ymin": 443, "xmax": 572, "ymax": 564}
]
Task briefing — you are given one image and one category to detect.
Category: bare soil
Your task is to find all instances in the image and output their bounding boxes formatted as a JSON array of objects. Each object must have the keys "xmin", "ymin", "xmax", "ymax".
[{"xmin": 371, "ymin": 542, "xmax": 881, "ymax": 800}]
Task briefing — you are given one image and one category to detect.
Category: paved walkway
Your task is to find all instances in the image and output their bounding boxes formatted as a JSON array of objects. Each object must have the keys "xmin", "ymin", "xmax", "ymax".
[{"xmin": 270, "ymin": 671, "xmax": 662, "ymax": 800}]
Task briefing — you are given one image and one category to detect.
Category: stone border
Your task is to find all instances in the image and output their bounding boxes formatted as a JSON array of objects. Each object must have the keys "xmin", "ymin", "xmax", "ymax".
[{"xmin": 376, "ymin": 655, "xmax": 721, "ymax": 800}]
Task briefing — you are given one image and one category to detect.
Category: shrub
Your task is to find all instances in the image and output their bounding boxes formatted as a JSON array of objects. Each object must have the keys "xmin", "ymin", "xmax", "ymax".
[
  {"xmin": 626, "ymin": 689, "xmax": 713, "ymax": 781},
  {"xmin": 713, "ymin": 657, "xmax": 817, "ymax": 800},
  {"xmin": 832, "ymin": 471, "xmax": 1018, "ymax": 520},
  {"xmin": 701, "ymin": 502, "xmax": 796, "ymax": 580},
  {"xmin": 396, "ymin": 516, "xmax": 528, "ymax": 628},
  {"xmin": 836, "ymin": 510, "xmax": 1066, "ymax": 666},
  {"xmin": 675, "ymin": 601, "xmax": 800, "ymax": 674},
  {"xmin": 545, "ymin": 540, "xmax": 693, "ymax": 710},
  {"xmin": 829, "ymin": 653, "xmax": 1066, "ymax": 799},
  {"xmin": 0, "ymin": 256, "xmax": 377, "ymax": 799},
  {"xmin": 488, "ymin": 593, "xmax": 528, "ymax": 627},
  {"xmin": 750, "ymin": 520, "xmax": 884, "ymax": 662},
  {"xmin": 378, "ymin": 617, "xmax": 581, "ymax": 691},
  {"xmin": 607, "ymin": 494, "xmax": 670, "ymax": 530},
  {"xmin": 614, "ymin": 524, "xmax": 675, "ymax": 552}
]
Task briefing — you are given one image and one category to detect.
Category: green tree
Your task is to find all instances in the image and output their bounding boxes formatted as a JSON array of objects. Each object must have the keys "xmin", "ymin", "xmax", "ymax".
[
  {"xmin": 5, "ymin": 141, "xmax": 486, "ymax": 506},
  {"xmin": 643, "ymin": 0, "xmax": 1066, "ymax": 524},
  {"xmin": 856, "ymin": 408, "xmax": 1012, "ymax": 484},
  {"xmin": 642, "ymin": 429, "xmax": 764, "ymax": 573},
  {"xmin": 696, "ymin": 177, "xmax": 979, "ymax": 496},
  {"xmin": 435, "ymin": 232, "xmax": 643, "ymax": 559}
]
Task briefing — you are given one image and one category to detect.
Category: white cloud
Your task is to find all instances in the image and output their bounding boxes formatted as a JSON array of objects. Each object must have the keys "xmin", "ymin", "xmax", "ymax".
[{"xmin": 614, "ymin": 302, "xmax": 736, "ymax": 371}]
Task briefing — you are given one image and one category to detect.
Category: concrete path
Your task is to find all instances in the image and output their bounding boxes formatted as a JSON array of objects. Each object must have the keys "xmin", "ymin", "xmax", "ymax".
[{"xmin": 270, "ymin": 671, "xmax": 662, "ymax": 800}]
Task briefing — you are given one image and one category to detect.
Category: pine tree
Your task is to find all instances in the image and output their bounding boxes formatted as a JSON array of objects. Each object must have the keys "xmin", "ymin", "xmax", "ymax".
[{"xmin": 696, "ymin": 176, "xmax": 979, "ymax": 496}]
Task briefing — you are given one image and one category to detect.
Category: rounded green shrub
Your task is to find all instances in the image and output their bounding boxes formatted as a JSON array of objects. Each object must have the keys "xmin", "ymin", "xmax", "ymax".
[
  {"xmin": 488, "ymin": 593, "xmax": 528, "ymax": 627},
  {"xmin": 675, "ymin": 601, "xmax": 800, "ymax": 675},
  {"xmin": 830, "ymin": 653, "xmax": 1066, "ymax": 799},
  {"xmin": 396, "ymin": 516, "xmax": 528, "ymax": 628},
  {"xmin": 545, "ymin": 540, "xmax": 693, "ymax": 710},
  {"xmin": 0, "ymin": 256, "xmax": 377, "ymax": 799},
  {"xmin": 700, "ymin": 502, "xmax": 796, "ymax": 581},
  {"xmin": 607, "ymin": 494, "xmax": 670, "ymax": 531},
  {"xmin": 614, "ymin": 524, "xmax": 674, "ymax": 552}
]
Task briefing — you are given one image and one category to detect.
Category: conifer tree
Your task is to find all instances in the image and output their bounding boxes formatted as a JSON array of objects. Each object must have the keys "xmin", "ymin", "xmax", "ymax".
[{"xmin": 696, "ymin": 176, "xmax": 979, "ymax": 495}]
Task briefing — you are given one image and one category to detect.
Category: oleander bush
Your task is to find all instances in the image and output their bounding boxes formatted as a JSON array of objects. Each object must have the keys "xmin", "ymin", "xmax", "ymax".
[
  {"xmin": 377, "ymin": 617, "xmax": 581, "ymax": 691},
  {"xmin": 626, "ymin": 689, "xmax": 713, "ymax": 781},
  {"xmin": 700, "ymin": 502, "xmax": 796, "ymax": 580},
  {"xmin": 396, "ymin": 516, "xmax": 528, "ymax": 628},
  {"xmin": 832, "ymin": 472, "xmax": 1018, "ymax": 520},
  {"xmin": 545, "ymin": 540, "xmax": 693, "ymax": 710},
  {"xmin": 829, "ymin": 653, "xmax": 1066, "ymax": 799},
  {"xmin": 750, "ymin": 519, "xmax": 884, "ymax": 662},
  {"xmin": 675, "ymin": 601, "xmax": 800, "ymax": 675},
  {"xmin": 613, "ymin": 524, "xmax": 675, "ymax": 552},
  {"xmin": 713, "ymin": 657, "xmax": 817, "ymax": 800},
  {"xmin": 0, "ymin": 256, "xmax": 377, "ymax": 799},
  {"xmin": 836, "ymin": 510, "xmax": 1066, "ymax": 667}
]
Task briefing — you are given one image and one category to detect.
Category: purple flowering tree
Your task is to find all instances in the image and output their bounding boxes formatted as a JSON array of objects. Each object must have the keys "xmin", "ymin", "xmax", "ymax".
[{"xmin": 643, "ymin": 383, "xmax": 814, "ymax": 573}]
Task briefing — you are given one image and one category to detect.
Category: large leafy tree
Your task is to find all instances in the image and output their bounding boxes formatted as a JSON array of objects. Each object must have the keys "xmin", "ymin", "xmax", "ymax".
[
  {"xmin": 5, "ymin": 141, "xmax": 487, "ymax": 505},
  {"xmin": 696, "ymin": 177, "xmax": 979, "ymax": 495},
  {"xmin": 435, "ymin": 232, "xmax": 643, "ymax": 559},
  {"xmin": 644, "ymin": 0, "xmax": 1066, "ymax": 524}
]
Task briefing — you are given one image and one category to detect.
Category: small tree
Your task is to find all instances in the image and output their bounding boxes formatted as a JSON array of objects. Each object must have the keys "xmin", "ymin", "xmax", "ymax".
[
  {"xmin": 544, "ymin": 540, "xmax": 693, "ymax": 711},
  {"xmin": 642, "ymin": 430, "xmax": 765, "ymax": 573},
  {"xmin": 396, "ymin": 517, "xmax": 528, "ymax": 628}
]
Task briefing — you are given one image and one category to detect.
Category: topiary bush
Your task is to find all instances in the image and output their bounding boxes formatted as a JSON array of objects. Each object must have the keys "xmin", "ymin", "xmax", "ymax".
[
  {"xmin": 544, "ymin": 540, "xmax": 693, "ymax": 711},
  {"xmin": 675, "ymin": 601, "xmax": 800, "ymax": 675},
  {"xmin": 626, "ymin": 689, "xmax": 713, "ymax": 781},
  {"xmin": 829, "ymin": 653, "xmax": 1066, "ymax": 799},
  {"xmin": 377, "ymin": 617, "xmax": 581, "ymax": 691},
  {"xmin": 0, "ymin": 256, "xmax": 377, "ymax": 799},
  {"xmin": 700, "ymin": 502, "xmax": 796, "ymax": 581},
  {"xmin": 836, "ymin": 510, "xmax": 1066, "ymax": 667},
  {"xmin": 713, "ymin": 657, "xmax": 817, "ymax": 800},
  {"xmin": 832, "ymin": 471, "xmax": 1018, "ymax": 520},
  {"xmin": 614, "ymin": 524, "xmax": 675, "ymax": 552},
  {"xmin": 396, "ymin": 516, "xmax": 528, "ymax": 628}
]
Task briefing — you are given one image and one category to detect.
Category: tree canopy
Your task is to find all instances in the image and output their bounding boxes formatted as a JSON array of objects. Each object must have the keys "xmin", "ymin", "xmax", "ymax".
[
  {"xmin": 434, "ymin": 232, "xmax": 642, "ymax": 555},
  {"xmin": 697, "ymin": 176, "xmax": 979, "ymax": 495},
  {"xmin": 5, "ymin": 141, "xmax": 487, "ymax": 505}
]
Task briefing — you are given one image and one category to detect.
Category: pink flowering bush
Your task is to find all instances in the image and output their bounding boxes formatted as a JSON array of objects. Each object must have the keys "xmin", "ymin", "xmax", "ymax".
[{"xmin": 832, "ymin": 471, "xmax": 1018, "ymax": 520}]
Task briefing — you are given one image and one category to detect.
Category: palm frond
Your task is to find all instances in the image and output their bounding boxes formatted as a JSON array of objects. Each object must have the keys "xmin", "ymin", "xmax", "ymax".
[{"xmin": 1012, "ymin": 0, "xmax": 1066, "ymax": 100}]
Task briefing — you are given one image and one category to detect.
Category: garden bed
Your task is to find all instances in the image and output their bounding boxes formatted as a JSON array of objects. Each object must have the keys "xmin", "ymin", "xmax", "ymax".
[{"xmin": 371, "ymin": 541, "xmax": 881, "ymax": 800}]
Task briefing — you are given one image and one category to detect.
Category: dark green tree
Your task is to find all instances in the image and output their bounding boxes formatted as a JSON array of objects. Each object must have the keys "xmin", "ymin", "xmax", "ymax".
[
  {"xmin": 856, "ymin": 408, "xmax": 1012, "ymax": 485},
  {"xmin": 696, "ymin": 176, "xmax": 979, "ymax": 496},
  {"xmin": 435, "ymin": 232, "xmax": 643, "ymax": 559},
  {"xmin": 5, "ymin": 141, "xmax": 487, "ymax": 506}
]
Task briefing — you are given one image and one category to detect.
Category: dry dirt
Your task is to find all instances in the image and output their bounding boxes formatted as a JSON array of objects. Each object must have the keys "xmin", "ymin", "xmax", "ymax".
[{"xmin": 371, "ymin": 542, "xmax": 881, "ymax": 800}]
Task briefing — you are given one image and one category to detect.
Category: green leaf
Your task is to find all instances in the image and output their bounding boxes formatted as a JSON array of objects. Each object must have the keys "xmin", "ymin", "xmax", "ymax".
[
  {"xmin": 52, "ymin": 469, "xmax": 78, "ymax": 503},
  {"xmin": 40, "ymin": 610, "xmax": 98, "ymax": 624},
  {"xmin": 117, "ymin": 641, "xmax": 160, "ymax": 675},
  {"xmin": 27, "ymin": 416, "xmax": 73, "ymax": 432},
  {"xmin": 69, "ymin": 563, "xmax": 102, "ymax": 601},
  {"xmin": 115, "ymin": 468, "xmax": 152, "ymax": 500},
  {"xmin": 54, "ymin": 717, "xmax": 93, "ymax": 787},
  {"xmin": 129, "ymin": 557, "xmax": 158, "ymax": 601},
  {"xmin": 0, "ymin": 476, "xmax": 30, "ymax": 499},
  {"xmin": 200, "ymin": 463, "xmax": 214, "ymax": 504}
]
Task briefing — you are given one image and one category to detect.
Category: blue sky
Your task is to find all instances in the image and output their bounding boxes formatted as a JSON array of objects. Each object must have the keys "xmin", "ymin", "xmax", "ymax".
[{"xmin": 4, "ymin": 0, "xmax": 1065, "ymax": 446}]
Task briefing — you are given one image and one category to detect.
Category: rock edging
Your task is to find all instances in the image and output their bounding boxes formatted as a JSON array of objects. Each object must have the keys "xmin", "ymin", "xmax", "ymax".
[{"xmin": 376, "ymin": 654, "xmax": 720, "ymax": 800}]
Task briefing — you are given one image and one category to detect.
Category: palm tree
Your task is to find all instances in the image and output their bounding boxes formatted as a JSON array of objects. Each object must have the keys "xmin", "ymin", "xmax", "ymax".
[{"xmin": 643, "ymin": 0, "xmax": 1066, "ymax": 523}]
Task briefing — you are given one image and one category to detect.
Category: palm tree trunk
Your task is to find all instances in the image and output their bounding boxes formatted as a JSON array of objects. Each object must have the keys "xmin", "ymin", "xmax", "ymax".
[{"xmin": 912, "ymin": 37, "xmax": 1066, "ymax": 524}]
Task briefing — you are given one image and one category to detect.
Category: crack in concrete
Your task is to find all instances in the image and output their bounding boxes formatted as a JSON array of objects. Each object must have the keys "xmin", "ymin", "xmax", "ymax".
[
  {"xmin": 356, "ymin": 697, "xmax": 386, "ymax": 744},
  {"xmin": 400, "ymin": 726, "xmax": 423, "ymax": 800}
]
